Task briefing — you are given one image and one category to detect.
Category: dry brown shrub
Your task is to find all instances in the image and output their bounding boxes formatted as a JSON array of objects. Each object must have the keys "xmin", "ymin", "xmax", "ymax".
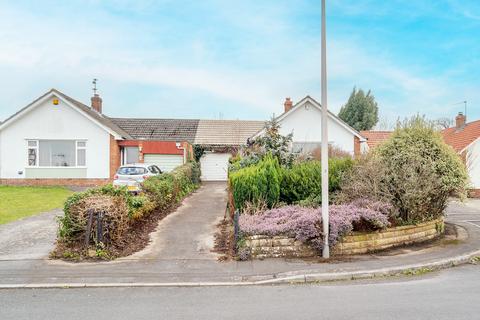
[
  {"xmin": 241, "ymin": 199, "xmax": 269, "ymax": 215},
  {"xmin": 300, "ymin": 145, "xmax": 352, "ymax": 161},
  {"xmin": 335, "ymin": 153, "xmax": 393, "ymax": 205},
  {"xmin": 68, "ymin": 195, "xmax": 130, "ymax": 245}
]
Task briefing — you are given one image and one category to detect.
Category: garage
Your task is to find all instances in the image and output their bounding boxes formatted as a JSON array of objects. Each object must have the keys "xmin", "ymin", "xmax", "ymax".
[
  {"xmin": 144, "ymin": 154, "xmax": 184, "ymax": 172},
  {"xmin": 200, "ymin": 153, "xmax": 231, "ymax": 181}
]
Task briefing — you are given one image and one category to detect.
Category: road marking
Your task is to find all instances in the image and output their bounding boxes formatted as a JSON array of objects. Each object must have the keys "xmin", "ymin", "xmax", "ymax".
[{"xmin": 464, "ymin": 221, "xmax": 480, "ymax": 229}]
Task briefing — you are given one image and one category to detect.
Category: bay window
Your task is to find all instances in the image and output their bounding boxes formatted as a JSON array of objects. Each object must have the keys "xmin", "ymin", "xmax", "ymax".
[{"xmin": 27, "ymin": 140, "xmax": 87, "ymax": 167}]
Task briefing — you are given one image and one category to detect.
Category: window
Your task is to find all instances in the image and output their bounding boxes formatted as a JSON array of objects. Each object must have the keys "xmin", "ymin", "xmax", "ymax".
[
  {"xmin": 28, "ymin": 141, "xmax": 38, "ymax": 166},
  {"xmin": 124, "ymin": 147, "xmax": 139, "ymax": 164},
  {"xmin": 292, "ymin": 142, "xmax": 322, "ymax": 154},
  {"xmin": 76, "ymin": 141, "xmax": 86, "ymax": 166},
  {"xmin": 117, "ymin": 167, "xmax": 147, "ymax": 175},
  {"xmin": 27, "ymin": 140, "xmax": 87, "ymax": 167}
]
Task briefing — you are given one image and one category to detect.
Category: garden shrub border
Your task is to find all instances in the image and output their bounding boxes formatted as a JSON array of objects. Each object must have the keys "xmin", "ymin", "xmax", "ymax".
[
  {"xmin": 51, "ymin": 161, "xmax": 201, "ymax": 261},
  {"xmin": 243, "ymin": 218, "xmax": 444, "ymax": 259}
]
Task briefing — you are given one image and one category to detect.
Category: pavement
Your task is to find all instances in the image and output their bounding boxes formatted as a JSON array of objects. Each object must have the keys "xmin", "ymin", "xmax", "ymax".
[
  {"xmin": 2, "ymin": 264, "xmax": 480, "ymax": 320},
  {"xmin": 0, "ymin": 182, "xmax": 480, "ymax": 288}
]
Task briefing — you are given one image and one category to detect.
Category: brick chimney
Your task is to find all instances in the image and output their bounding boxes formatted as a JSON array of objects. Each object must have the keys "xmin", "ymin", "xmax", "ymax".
[
  {"xmin": 284, "ymin": 97, "xmax": 293, "ymax": 113},
  {"xmin": 91, "ymin": 94, "xmax": 103, "ymax": 113},
  {"xmin": 456, "ymin": 112, "xmax": 466, "ymax": 129}
]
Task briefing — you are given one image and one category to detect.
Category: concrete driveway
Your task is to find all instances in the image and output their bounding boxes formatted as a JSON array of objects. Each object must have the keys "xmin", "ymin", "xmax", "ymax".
[
  {"xmin": 0, "ymin": 209, "xmax": 61, "ymax": 260},
  {"xmin": 127, "ymin": 182, "xmax": 227, "ymax": 260}
]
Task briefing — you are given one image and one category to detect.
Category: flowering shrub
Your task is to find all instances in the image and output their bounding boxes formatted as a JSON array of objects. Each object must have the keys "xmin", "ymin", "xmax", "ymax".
[{"xmin": 239, "ymin": 200, "xmax": 391, "ymax": 251}]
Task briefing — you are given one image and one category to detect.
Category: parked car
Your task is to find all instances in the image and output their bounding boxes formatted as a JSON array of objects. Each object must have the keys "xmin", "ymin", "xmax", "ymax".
[{"xmin": 113, "ymin": 163, "xmax": 162, "ymax": 193}]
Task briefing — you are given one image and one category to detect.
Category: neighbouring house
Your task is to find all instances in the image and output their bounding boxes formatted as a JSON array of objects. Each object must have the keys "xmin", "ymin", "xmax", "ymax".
[
  {"xmin": 193, "ymin": 120, "xmax": 265, "ymax": 181},
  {"xmin": 0, "ymin": 90, "xmax": 366, "ymax": 186},
  {"xmin": 442, "ymin": 112, "xmax": 480, "ymax": 196},
  {"xmin": 0, "ymin": 89, "xmax": 264, "ymax": 185},
  {"xmin": 359, "ymin": 130, "xmax": 392, "ymax": 151},
  {"xmin": 253, "ymin": 96, "xmax": 367, "ymax": 156},
  {"xmin": 111, "ymin": 118, "xmax": 265, "ymax": 181},
  {"xmin": 360, "ymin": 112, "xmax": 480, "ymax": 196}
]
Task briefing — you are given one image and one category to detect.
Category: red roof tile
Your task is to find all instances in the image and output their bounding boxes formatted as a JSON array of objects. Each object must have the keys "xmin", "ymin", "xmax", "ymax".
[
  {"xmin": 360, "ymin": 131, "xmax": 392, "ymax": 149},
  {"xmin": 441, "ymin": 120, "xmax": 480, "ymax": 153}
]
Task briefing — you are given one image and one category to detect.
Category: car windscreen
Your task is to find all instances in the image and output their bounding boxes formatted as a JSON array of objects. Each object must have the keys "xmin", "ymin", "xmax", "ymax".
[{"xmin": 117, "ymin": 167, "xmax": 147, "ymax": 175}]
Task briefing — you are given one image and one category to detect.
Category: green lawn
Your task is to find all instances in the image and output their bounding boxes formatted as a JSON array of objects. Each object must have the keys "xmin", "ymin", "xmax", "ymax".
[{"xmin": 0, "ymin": 186, "xmax": 73, "ymax": 225}]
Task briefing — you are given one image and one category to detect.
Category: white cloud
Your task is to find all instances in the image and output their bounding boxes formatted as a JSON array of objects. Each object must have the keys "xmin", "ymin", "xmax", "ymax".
[{"xmin": 0, "ymin": 1, "xmax": 478, "ymax": 123}]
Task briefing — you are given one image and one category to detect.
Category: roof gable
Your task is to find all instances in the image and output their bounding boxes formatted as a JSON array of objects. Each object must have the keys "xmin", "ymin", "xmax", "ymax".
[
  {"xmin": 442, "ymin": 120, "xmax": 480, "ymax": 153},
  {"xmin": 254, "ymin": 96, "xmax": 366, "ymax": 141},
  {"xmin": 0, "ymin": 89, "xmax": 132, "ymax": 139}
]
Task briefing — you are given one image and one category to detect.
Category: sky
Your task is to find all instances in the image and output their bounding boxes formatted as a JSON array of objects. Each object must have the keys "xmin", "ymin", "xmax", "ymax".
[{"xmin": 0, "ymin": 0, "xmax": 479, "ymax": 127}]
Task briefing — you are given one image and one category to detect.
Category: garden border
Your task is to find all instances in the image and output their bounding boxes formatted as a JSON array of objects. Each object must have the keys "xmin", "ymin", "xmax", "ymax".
[{"xmin": 245, "ymin": 218, "xmax": 444, "ymax": 259}]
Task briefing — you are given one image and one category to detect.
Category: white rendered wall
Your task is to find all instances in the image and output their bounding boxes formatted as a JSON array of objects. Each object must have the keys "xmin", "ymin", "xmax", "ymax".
[
  {"xmin": 278, "ymin": 103, "xmax": 356, "ymax": 154},
  {"xmin": 0, "ymin": 98, "xmax": 111, "ymax": 179},
  {"xmin": 466, "ymin": 139, "xmax": 480, "ymax": 188}
]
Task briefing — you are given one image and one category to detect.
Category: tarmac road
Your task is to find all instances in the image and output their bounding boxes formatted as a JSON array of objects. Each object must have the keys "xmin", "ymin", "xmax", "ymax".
[{"xmin": 1, "ymin": 264, "xmax": 479, "ymax": 320}]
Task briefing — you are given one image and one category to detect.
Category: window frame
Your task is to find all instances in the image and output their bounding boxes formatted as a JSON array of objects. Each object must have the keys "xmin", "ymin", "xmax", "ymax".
[
  {"xmin": 26, "ymin": 139, "xmax": 87, "ymax": 168},
  {"xmin": 76, "ymin": 141, "xmax": 87, "ymax": 167},
  {"xmin": 27, "ymin": 140, "xmax": 39, "ymax": 167}
]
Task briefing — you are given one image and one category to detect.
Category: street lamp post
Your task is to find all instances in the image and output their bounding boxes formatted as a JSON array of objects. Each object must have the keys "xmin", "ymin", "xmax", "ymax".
[{"xmin": 321, "ymin": 0, "xmax": 330, "ymax": 259}]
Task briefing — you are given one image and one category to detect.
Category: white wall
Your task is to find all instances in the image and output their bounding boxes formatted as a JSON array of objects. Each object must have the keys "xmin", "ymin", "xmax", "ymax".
[
  {"xmin": 0, "ymin": 97, "xmax": 111, "ymax": 179},
  {"xmin": 278, "ymin": 102, "xmax": 356, "ymax": 154},
  {"xmin": 466, "ymin": 139, "xmax": 480, "ymax": 188}
]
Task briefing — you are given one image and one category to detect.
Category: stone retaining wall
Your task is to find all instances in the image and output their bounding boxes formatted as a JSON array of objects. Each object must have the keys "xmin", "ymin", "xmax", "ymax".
[{"xmin": 244, "ymin": 218, "xmax": 444, "ymax": 259}]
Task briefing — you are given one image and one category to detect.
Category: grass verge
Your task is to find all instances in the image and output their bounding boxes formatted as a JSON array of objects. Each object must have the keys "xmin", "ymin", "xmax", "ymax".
[{"xmin": 0, "ymin": 185, "xmax": 73, "ymax": 225}]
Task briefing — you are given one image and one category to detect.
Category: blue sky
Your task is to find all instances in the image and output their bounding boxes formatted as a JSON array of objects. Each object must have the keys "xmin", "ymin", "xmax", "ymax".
[{"xmin": 0, "ymin": 0, "xmax": 479, "ymax": 127}]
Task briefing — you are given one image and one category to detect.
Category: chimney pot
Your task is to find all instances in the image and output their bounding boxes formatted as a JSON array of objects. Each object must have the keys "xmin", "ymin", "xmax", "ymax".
[
  {"xmin": 91, "ymin": 93, "xmax": 103, "ymax": 113},
  {"xmin": 284, "ymin": 97, "xmax": 293, "ymax": 113},
  {"xmin": 455, "ymin": 112, "xmax": 466, "ymax": 129}
]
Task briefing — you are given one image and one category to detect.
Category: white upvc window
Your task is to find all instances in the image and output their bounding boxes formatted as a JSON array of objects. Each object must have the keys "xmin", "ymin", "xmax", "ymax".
[
  {"xmin": 26, "ymin": 140, "xmax": 87, "ymax": 167},
  {"xmin": 76, "ymin": 141, "xmax": 87, "ymax": 166},
  {"xmin": 27, "ymin": 140, "xmax": 39, "ymax": 166}
]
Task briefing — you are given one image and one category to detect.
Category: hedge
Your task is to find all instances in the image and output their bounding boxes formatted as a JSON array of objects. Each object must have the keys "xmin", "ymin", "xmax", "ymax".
[
  {"xmin": 55, "ymin": 161, "xmax": 201, "ymax": 259},
  {"xmin": 229, "ymin": 155, "xmax": 281, "ymax": 210},
  {"xmin": 229, "ymin": 157, "xmax": 353, "ymax": 211}
]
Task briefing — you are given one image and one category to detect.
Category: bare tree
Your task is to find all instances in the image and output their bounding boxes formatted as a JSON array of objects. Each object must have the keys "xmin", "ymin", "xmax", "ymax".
[{"xmin": 434, "ymin": 117, "xmax": 453, "ymax": 130}]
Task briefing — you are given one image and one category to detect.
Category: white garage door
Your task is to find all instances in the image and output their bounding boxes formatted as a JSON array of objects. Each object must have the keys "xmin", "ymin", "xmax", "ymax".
[
  {"xmin": 200, "ymin": 153, "xmax": 231, "ymax": 181},
  {"xmin": 144, "ymin": 154, "xmax": 184, "ymax": 172}
]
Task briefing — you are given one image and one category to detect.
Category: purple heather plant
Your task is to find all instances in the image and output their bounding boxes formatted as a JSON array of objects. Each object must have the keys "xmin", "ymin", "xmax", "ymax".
[{"xmin": 239, "ymin": 200, "xmax": 391, "ymax": 251}]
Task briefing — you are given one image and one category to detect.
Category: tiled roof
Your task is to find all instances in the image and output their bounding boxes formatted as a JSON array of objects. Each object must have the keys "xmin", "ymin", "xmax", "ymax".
[
  {"xmin": 360, "ymin": 130, "xmax": 392, "ymax": 149},
  {"xmin": 53, "ymin": 90, "xmax": 133, "ymax": 139},
  {"xmin": 442, "ymin": 121, "xmax": 480, "ymax": 153},
  {"xmin": 1, "ymin": 89, "xmax": 264, "ymax": 146},
  {"xmin": 110, "ymin": 118, "xmax": 199, "ymax": 142},
  {"xmin": 0, "ymin": 89, "xmax": 133, "ymax": 139},
  {"xmin": 194, "ymin": 120, "xmax": 265, "ymax": 146}
]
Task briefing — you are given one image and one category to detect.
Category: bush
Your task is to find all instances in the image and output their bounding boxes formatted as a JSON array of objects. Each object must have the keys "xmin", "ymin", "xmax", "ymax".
[
  {"xmin": 280, "ymin": 161, "xmax": 321, "ymax": 204},
  {"xmin": 243, "ymin": 117, "xmax": 296, "ymax": 167},
  {"xmin": 229, "ymin": 155, "xmax": 281, "ymax": 210},
  {"xmin": 56, "ymin": 162, "xmax": 201, "ymax": 258},
  {"xmin": 59, "ymin": 184, "xmax": 147, "ymax": 241},
  {"xmin": 338, "ymin": 116, "xmax": 468, "ymax": 224},
  {"xmin": 280, "ymin": 158, "xmax": 353, "ymax": 206},
  {"xmin": 230, "ymin": 157, "xmax": 353, "ymax": 211},
  {"xmin": 376, "ymin": 116, "xmax": 467, "ymax": 223},
  {"xmin": 239, "ymin": 200, "xmax": 391, "ymax": 251}
]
